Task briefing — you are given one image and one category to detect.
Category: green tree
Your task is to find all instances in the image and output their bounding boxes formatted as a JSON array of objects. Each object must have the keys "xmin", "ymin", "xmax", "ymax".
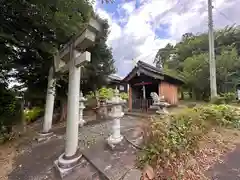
[
  {"xmin": 154, "ymin": 26, "xmax": 240, "ymax": 100},
  {"xmin": 0, "ymin": 0, "xmax": 115, "ymax": 122}
]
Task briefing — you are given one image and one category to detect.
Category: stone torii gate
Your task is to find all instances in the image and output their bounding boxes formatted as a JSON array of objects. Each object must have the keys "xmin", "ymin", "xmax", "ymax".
[{"xmin": 38, "ymin": 16, "xmax": 103, "ymax": 177}]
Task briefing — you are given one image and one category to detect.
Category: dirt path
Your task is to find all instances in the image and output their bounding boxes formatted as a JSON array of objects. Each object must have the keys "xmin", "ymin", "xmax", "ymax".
[{"xmin": 0, "ymin": 143, "xmax": 16, "ymax": 180}]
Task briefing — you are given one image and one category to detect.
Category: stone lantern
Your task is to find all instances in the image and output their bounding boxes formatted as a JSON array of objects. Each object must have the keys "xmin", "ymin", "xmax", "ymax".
[
  {"xmin": 107, "ymin": 88, "xmax": 126, "ymax": 147},
  {"xmin": 79, "ymin": 91, "xmax": 86, "ymax": 126}
]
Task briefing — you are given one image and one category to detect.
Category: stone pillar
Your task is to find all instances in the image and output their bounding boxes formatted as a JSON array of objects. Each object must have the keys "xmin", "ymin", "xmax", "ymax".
[
  {"xmin": 128, "ymin": 85, "xmax": 132, "ymax": 112},
  {"xmin": 107, "ymin": 88, "xmax": 126, "ymax": 147},
  {"xmin": 79, "ymin": 91, "xmax": 86, "ymax": 126},
  {"xmin": 37, "ymin": 67, "xmax": 56, "ymax": 142},
  {"xmin": 53, "ymin": 16, "xmax": 102, "ymax": 178},
  {"xmin": 142, "ymin": 84, "xmax": 146, "ymax": 99},
  {"xmin": 55, "ymin": 48, "xmax": 82, "ymax": 176},
  {"xmin": 65, "ymin": 49, "xmax": 81, "ymax": 157},
  {"xmin": 158, "ymin": 83, "xmax": 161, "ymax": 96},
  {"xmin": 43, "ymin": 67, "xmax": 56, "ymax": 133}
]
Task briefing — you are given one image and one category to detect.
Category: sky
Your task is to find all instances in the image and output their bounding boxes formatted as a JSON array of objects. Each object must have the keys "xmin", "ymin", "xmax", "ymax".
[{"xmin": 94, "ymin": 0, "xmax": 240, "ymax": 78}]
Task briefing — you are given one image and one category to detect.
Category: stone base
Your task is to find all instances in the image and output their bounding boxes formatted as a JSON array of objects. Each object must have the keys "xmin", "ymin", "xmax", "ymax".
[
  {"xmin": 79, "ymin": 119, "xmax": 86, "ymax": 127},
  {"xmin": 107, "ymin": 135, "xmax": 123, "ymax": 148},
  {"xmin": 149, "ymin": 105, "xmax": 159, "ymax": 110},
  {"xmin": 156, "ymin": 108, "xmax": 169, "ymax": 115},
  {"xmin": 54, "ymin": 151, "xmax": 82, "ymax": 179},
  {"xmin": 36, "ymin": 131, "xmax": 55, "ymax": 142}
]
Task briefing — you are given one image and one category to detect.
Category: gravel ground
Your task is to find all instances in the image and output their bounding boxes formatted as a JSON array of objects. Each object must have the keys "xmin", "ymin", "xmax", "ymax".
[{"xmin": 78, "ymin": 116, "xmax": 141, "ymax": 149}]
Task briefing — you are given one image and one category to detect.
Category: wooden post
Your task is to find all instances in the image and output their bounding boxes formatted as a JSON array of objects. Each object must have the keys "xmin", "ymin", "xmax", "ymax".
[
  {"xmin": 158, "ymin": 83, "xmax": 161, "ymax": 96},
  {"xmin": 128, "ymin": 85, "xmax": 132, "ymax": 111}
]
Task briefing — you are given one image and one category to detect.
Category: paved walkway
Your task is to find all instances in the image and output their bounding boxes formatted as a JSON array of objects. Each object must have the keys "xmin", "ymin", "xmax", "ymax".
[
  {"xmin": 8, "ymin": 116, "xmax": 142, "ymax": 180},
  {"xmin": 207, "ymin": 145, "xmax": 240, "ymax": 180}
]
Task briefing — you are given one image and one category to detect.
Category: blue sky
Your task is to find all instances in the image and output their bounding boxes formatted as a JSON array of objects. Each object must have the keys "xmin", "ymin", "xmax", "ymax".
[{"xmin": 94, "ymin": 0, "xmax": 240, "ymax": 78}]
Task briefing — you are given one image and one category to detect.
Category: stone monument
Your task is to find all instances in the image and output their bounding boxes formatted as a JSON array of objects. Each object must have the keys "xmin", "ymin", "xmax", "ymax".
[
  {"xmin": 107, "ymin": 88, "xmax": 126, "ymax": 147},
  {"xmin": 150, "ymin": 92, "xmax": 170, "ymax": 114}
]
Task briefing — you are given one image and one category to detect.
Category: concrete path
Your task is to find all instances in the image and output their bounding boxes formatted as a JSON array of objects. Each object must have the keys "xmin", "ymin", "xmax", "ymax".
[
  {"xmin": 8, "ymin": 116, "xmax": 142, "ymax": 180},
  {"xmin": 207, "ymin": 144, "xmax": 240, "ymax": 180}
]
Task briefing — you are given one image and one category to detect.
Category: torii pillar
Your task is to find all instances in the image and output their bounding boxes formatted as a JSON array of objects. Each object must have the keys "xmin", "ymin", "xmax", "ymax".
[
  {"xmin": 37, "ymin": 67, "xmax": 56, "ymax": 142},
  {"xmin": 54, "ymin": 17, "xmax": 102, "ymax": 178}
]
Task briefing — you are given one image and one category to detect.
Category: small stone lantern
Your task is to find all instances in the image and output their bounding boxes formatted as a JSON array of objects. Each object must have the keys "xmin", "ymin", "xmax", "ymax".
[
  {"xmin": 79, "ymin": 91, "xmax": 86, "ymax": 126},
  {"xmin": 107, "ymin": 88, "xmax": 126, "ymax": 147}
]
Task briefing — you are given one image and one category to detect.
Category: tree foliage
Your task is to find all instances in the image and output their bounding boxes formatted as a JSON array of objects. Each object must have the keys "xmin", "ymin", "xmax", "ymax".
[
  {"xmin": 0, "ymin": 86, "xmax": 21, "ymax": 140},
  {"xmin": 0, "ymin": 0, "xmax": 115, "ymax": 102},
  {"xmin": 0, "ymin": 0, "xmax": 116, "ymax": 125},
  {"xmin": 155, "ymin": 26, "xmax": 240, "ymax": 100}
]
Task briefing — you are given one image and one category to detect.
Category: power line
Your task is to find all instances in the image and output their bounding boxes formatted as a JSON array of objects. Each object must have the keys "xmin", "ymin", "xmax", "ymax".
[{"xmin": 214, "ymin": 8, "xmax": 235, "ymax": 25}]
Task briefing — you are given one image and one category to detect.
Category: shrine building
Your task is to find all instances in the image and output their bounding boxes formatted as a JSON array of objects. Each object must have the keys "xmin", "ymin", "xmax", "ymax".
[{"xmin": 123, "ymin": 61, "xmax": 184, "ymax": 111}]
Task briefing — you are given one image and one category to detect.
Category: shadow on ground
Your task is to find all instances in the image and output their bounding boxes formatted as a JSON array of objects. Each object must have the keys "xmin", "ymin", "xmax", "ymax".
[{"xmin": 8, "ymin": 137, "xmax": 64, "ymax": 180}]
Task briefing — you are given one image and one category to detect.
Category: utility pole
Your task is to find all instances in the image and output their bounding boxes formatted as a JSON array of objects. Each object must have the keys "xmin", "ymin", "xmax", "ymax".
[{"xmin": 208, "ymin": 0, "xmax": 217, "ymax": 99}]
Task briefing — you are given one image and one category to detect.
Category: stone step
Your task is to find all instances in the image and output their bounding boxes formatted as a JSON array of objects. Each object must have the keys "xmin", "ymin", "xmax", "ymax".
[
  {"xmin": 60, "ymin": 157, "xmax": 105, "ymax": 180},
  {"xmin": 82, "ymin": 138, "xmax": 138, "ymax": 180}
]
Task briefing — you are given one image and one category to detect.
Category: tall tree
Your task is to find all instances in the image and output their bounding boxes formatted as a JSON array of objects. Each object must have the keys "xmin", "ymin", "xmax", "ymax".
[
  {"xmin": 154, "ymin": 26, "xmax": 240, "ymax": 100},
  {"xmin": 0, "ymin": 0, "xmax": 116, "ymax": 122}
]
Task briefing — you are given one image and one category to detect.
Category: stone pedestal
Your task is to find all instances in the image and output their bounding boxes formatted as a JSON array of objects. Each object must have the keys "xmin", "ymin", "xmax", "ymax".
[
  {"xmin": 150, "ymin": 92, "xmax": 170, "ymax": 114},
  {"xmin": 37, "ymin": 67, "xmax": 56, "ymax": 142},
  {"xmin": 54, "ymin": 152, "xmax": 83, "ymax": 178},
  {"xmin": 79, "ymin": 91, "xmax": 86, "ymax": 127},
  {"xmin": 107, "ymin": 118, "xmax": 123, "ymax": 146},
  {"xmin": 107, "ymin": 88, "xmax": 126, "ymax": 147},
  {"xmin": 37, "ymin": 131, "xmax": 55, "ymax": 143}
]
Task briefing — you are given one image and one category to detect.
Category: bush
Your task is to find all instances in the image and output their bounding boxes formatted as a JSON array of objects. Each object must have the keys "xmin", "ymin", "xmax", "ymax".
[
  {"xmin": 221, "ymin": 92, "xmax": 236, "ymax": 103},
  {"xmin": 210, "ymin": 96, "xmax": 225, "ymax": 104},
  {"xmin": 0, "ymin": 88, "xmax": 21, "ymax": 141},
  {"xmin": 24, "ymin": 107, "xmax": 43, "ymax": 123},
  {"xmin": 139, "ymin": 104, "xmax": 240, "ymax": 168},
  {"xmin": 86, "ymin": 87, "xmax": 128, "ymax": 102},
  {"xmin": 195, "ymin": 104, "xmax": 240, "ymax": 128},
  {"xmin": 210, "ymin": 93, "xmax": 236, "ymax": 105},
  {"xmin": 120, "ymin": 92, "xmax": 128, "ymax": 100}
]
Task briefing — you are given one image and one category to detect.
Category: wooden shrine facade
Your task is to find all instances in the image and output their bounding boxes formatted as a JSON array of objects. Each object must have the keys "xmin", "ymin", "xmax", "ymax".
[{"xmin": 123, "ymin": 61, "xmax": 184, "ymax": 111}]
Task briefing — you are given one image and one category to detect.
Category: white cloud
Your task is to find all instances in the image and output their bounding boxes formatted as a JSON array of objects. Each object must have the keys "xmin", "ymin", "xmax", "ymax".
[
  {"xmin": 95, "ymin": 0, "xmax": 240, "ymax": 76},
  {"xmin": 121, "ymin": 1, "xmax": 135, "ymax": 14}
]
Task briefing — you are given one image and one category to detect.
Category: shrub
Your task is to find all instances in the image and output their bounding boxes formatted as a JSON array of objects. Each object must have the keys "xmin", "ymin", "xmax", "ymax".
[
  {"xmin": 221, "ymin": 92, "xmax": 236, "ymax": 103},
  {"xmin": 210, "ymin": 93, "xmax": 236, "ymax": 105},
  {"xmin": 98, "ymin": 87, "xmax": 114, "ymax": 100},
  {"xmin": 210, "ymin": 96, "xmax": 225, "ymax": 104},
  {"xmin": 195, "ymin": 104, "xmax": 240, "ymax": 128},
  {"xmin": 120, "ymin": 92, "xmax": 128, "ymax": 100},
  {"xmin": 86, "ymin": 87, "xmax": 128, "ymax": 102},
  {"xmin": 24, "ymin": 107, "xmax": 43, "ymax": 123},
  {"xmin": 0, "ymin": 88, "xmax": 21, "ymax": 141},
  {"xmin": 139, "ymin": 104, "xmax": 240, "ymax": 169}
]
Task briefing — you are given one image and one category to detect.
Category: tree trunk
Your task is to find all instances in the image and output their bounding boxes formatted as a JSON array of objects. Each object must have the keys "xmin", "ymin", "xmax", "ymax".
[
  {"xmin": 21, "ymin": 100, "xmax": 26, "ymax": 133},
  {"xmin": 180, "ymin": 91, "xmax": 184, "ymax": 100},
  {"xmin": 189, "ymin": 89, "xmax": 193, "ymax": 99},
  {"xmin": 59, "ymin": 98, "xmax": 67, "ymax": 122}
]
